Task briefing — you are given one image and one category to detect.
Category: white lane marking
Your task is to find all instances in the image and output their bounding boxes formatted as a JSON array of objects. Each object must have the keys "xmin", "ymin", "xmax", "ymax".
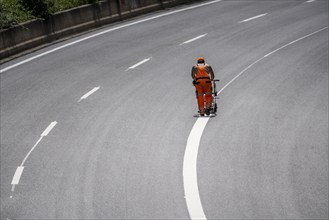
[
  {"xmin": 20, "ymin": 137, "xmax": 43, "ymax": 168},
  {"xmin": 218, "ymin": 57, "xmax": 264, "ymax": 94},
  {"xmin": 183, "ymin": 118, "xmax": 209, "ymax": 220},
  {"xmin": 263, "ymin": 26, "xmax": 328, "ymax": 58},
  {"xmin": 219, "ymin": 26, "xmax": 328, "ymax": 95},
  {"xmin": 305, "ymin": 0, "xmax": 316, "ymax": 3},
  {"xmin": 21, "ymin": 121, "xmax": 57, "ymax": 166},
  {"xmin": 179, "ymin": 33, "xmax": 208, "ymax": 46},
  {"xmin": 0, "ymin": 0, "xmax": 222, "ymax": 73},
  {"xmin": 78, "ymin": 86, "xmax": 100, "ymax": 102},
  {"xmin": 126, "ymin": 57, "xmax": 152, "ymax": 71},
  {"xmin": 184, "ymin": 26, "xmax": 328, "ymax": 220},
  {"xmin": 238, "ymin": 13, "xmax": 268, "ymax": 23},
  {"xmin": 11, "ymin": 121, "xmax": 57, "ymax": 190},
  {"xmin": 41, "ymin": 121, "xmax": 58, "ymax": 137},
  {"xmin": 11, "ymin": 166, "xmax": 24, "ymax": 185}
]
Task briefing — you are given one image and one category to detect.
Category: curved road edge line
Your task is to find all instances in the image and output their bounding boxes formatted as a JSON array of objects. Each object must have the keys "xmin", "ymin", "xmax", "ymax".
[
  {"xmin": 183, "ymin": 26, "xmax": 328, "ymax": 220},
  {"xmin": 0, "ymin": 0, "xmax": 222, "ymax": 73}
]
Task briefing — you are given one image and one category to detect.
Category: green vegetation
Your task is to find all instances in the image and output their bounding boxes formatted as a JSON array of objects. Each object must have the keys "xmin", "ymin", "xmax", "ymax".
[
  {"xmin": 0, "ymin": 0, "xmax": 99, "ymax": 29},
  {"xmin": 19, "ymin": 0, "xmax": 53, "ymax": 19},
  {"xmin": 52, "ymin": 0, "xmax": 99, "ymax": 12},
  {"xmin": 0, "ymin": 0, "xmax": 34, "ymax": 29}
]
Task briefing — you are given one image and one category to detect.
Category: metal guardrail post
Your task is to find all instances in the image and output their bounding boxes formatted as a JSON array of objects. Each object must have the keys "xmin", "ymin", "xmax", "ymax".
[
  {"xmin": 94, "ymin": 2, "xmax": 101, "ymax": 27},
  {"xmin": 158, "ymin": 0, "xmax": 164, "ymax": 9},
  {"xmin": 116, "ymin": 0, "xmax": 122, "ymax": 20}
]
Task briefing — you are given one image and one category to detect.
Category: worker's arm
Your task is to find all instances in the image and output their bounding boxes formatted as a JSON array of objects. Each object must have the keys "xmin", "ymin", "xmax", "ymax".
[
  {"xmin": 207, "ymin": 65, "xmax": 215, "ymax": 81},
  {"xmin": 191, "ymin": 65, "xmax": 197, "ymax": 80}
]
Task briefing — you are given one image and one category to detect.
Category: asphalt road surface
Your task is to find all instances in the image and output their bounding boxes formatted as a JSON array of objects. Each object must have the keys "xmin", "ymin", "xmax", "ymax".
[{"xmin": 1, "ymin": 0, "xmax": 328, "ymax": 219}]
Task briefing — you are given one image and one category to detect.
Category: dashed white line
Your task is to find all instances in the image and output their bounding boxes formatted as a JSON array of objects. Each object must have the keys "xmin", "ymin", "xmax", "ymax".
[
  {"xmin": 0, "ymin": 0, "xmax": 222, "ymax": 73},
  {"xmin": 78, "ymin": 86, "xmax": 100, "ymax": 102},
  {"xmin": 179, "ymin": 33, "xmax": 208, "ymax": 46},
  {"xmin": 239, "ymin": 13, "xmax": 268, "ymax": 23},
  {"xmin": 41, "ymin": 121, "xmax": 58, "ymax": 137},
  {"xmin": 126, "ymin": 57, "xmax": 152, "ymax": 71},
  {"xmin": 305, "ymin": 0, "xmax": 316, "ymax": 3},
  {"xmin": 184, "ymin": 26, "xmax": 328, "ymax": 220},
  {"xmin": 11, "ymin": 121, "xmax": 57, "ymax": 192}
]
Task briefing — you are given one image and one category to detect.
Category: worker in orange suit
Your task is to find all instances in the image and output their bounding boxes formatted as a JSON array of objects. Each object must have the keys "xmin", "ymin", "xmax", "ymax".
[{"xmin": 191, "ymin": 57, "xmax": 215, "ymax": 116}]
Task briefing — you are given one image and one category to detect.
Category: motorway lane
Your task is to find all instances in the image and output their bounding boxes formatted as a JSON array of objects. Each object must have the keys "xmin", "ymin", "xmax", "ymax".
[
  {"xmin": 1, "ymin": 0, "xmax": 328, "ymax": 219},
  {"xmin": 196, "ymin": 1, "xmax": 328, "ymax": 219},
  {"xmin": 199, "ymin": 29, "xmax": 328, "ymax": 219}
]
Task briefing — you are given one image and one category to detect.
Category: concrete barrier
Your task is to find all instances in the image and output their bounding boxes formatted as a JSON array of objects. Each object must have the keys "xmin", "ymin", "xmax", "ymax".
[{"xmin": 0, "ymin": 0, "xmax": 199, "ymax": 63}]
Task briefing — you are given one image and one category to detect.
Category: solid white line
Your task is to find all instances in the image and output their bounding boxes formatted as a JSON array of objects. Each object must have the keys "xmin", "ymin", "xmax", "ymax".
[
  {"xmin": 239, "ymin": 13, "xmax": 267, "ymax": 23},
  {"xmin": 183, "ymin": 118, "xmax": 209, "ymax": 220},
  {"xmin": 126, "ymin": 57, "xmax": 152, "ymax": 71},
  {"xmin": 263, "ymin": 26, "xmax": 328, "ymax": 58},
  {"xmin": 184, "ymin": 26, "xmax": 328, "ymax": 220},
  {"xmin": 180, "ymin": 33, "xmax": 208, "ymax": 46},
  {"xmin": 11, "ymin": 166, "xmax": 24, "ymax": 185},
  {"xmin": 217, "ymin": 57, "xmax": 264, "ymax": 94},
  {"xmin": 11, "ymin": 121, "xmax": 58, "ymax": 190},
  {"xmin": 0, "ymin": 0, "xmax": 222, "ymax": 73},
  {"xmin": 20, "ymin": 136, "xmax": 43, "ymax": 167},
  {"xmin": 21, "ymin": 121, "xmax": 57, "ymax": 166},
  {"xmin": 218, "ymin": 26, "xmax": 328, "ymax": 95},
  {"xmin": 79, "ymin": 86, "xmax": 100, "ymax": 101}
]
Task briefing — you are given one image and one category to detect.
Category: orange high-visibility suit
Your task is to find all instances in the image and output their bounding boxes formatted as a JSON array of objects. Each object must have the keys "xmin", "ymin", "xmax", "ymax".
[{"xmin": 191, "ymin": 63, "xmax": 215, "ymax": 114}]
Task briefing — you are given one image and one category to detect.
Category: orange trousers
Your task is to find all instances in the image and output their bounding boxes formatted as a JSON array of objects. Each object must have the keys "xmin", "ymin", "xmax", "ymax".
[{"xmin": 195, "ymin": 80, "xmax": 212, "ymax": 113}]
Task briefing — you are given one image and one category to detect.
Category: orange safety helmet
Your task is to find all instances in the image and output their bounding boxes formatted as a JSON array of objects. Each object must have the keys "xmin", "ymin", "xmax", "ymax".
[{"xmin": 197, "ymin": 57, "xmax": 205, "ymax": 64}]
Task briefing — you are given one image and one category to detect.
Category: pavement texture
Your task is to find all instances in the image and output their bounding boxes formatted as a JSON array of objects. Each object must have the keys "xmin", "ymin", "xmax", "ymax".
[{"xmin": 1, "ymin": 0, "xmax": 328, "ymax": 219}]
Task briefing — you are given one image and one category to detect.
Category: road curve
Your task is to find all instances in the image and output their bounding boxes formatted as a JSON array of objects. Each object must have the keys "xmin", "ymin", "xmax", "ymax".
[{"xmin": 1, "ymin": 0, "xmax": 328, "ymax": 219}]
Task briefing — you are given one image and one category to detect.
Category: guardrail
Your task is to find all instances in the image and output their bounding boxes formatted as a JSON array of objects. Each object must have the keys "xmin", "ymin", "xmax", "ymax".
[{"xmin": 0, "ymin": 0, "xmax": 197, "ymax": 63}]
